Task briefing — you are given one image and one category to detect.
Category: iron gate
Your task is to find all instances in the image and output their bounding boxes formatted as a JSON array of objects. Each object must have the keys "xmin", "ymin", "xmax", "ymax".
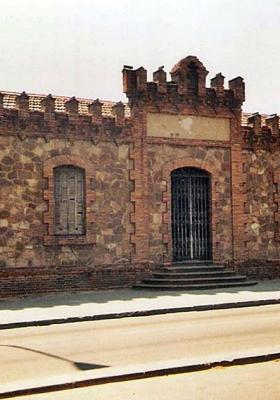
[{"xmin": 171, "ymin": 167, "xmax": 211, "ymax": 261}]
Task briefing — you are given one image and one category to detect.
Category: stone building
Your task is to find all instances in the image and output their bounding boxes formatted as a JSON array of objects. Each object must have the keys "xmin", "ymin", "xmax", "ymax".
[{"xmin": 0, "ymin": 55, "xmax": 279, "ymax": 296}]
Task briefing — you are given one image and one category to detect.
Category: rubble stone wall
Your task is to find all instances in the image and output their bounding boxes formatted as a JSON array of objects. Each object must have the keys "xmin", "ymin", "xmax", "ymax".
[
  {"xmin": 244, "ymin": 149, "xmax": 280, "ymax": 261},
  {"xmin": 0, "ymin": 136, "xmax": 133, "ymax": 269}
]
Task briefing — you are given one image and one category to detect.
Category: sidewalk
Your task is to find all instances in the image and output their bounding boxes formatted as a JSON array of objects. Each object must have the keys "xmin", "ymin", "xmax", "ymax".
[
  {"xmin": 0, "ymin": 280, "xmax": 279, "ymax": 329},
  {"xmin": 1, "ymin": 351, "xmax": 280, "ymax": 399}
]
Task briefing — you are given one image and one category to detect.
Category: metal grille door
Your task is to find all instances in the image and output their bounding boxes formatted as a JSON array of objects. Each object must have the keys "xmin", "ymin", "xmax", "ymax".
[{"xmin": 171, "ymin": 167, "xmax": 211, "ymax": 261}]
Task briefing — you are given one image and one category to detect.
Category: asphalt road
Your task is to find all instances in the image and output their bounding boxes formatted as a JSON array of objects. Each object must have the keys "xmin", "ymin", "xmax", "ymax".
[
  {"xmin": 16, "ymin": 361, "xmax": 280, "ymax": 400},
  {"xmin": 1, "ymin": 304, "xmax": 279, "ymax": 387}
]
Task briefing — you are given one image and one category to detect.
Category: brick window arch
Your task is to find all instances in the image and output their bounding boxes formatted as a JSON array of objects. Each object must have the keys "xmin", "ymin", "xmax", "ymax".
[{"xmin": 54, "ymin": 165, "xmax": 85, "ymax": 235}]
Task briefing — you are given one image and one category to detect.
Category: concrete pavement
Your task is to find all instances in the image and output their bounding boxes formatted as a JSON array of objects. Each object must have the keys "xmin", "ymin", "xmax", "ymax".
[
  {"xmin": 0, "ymin": 279, "xmax": 279, "ymax": 329},
  {"xmin": 0, "ymin": 305, "xmax": 280, "ymax": 398},
  {"xmin": 11, "ymin": 361, "xmax": 280, "ymax": 400},
  {"xmin": 1, "ymin": 353, "xmax": 280, "ymax": 399}
]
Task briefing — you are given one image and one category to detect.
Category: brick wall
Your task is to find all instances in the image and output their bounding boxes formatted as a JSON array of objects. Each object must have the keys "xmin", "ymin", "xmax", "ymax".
[{"xmin": 0, "ymin": 263, "xmax": 152, "ymax": 298}]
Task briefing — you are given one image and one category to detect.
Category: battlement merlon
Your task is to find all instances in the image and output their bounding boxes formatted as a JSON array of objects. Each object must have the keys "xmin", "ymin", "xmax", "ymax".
[
  {"xmin": 0, "ymin": 91, "xmax": 133, "ymax": 139},
  {"xmin": 245, "ymin": 112, "xmax": 280, "ymax": 135},
  {"xmin": 0, "ymin": 91, "xmax": 131, "ymax": 129},
  {"xmin": 242, "ymin": 112, "xmax": 280, "ymax": 150},
  {"xmin": 123, "ymin": 55, "xmax": 246, "ymax": 111},
  {"xmin": 266, "ymin": 114, "xmax": 279, "ymax": 136}
]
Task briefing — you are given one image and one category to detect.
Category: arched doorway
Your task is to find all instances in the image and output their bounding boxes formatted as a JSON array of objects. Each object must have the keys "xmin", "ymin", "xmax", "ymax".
[{"xmin": 171, "ymin": 167, "xmax": 211, "ymax": 261}]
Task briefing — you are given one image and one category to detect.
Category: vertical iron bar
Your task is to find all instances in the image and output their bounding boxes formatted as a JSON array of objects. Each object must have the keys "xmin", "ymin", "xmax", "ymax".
[
  {"xmin": 189, "ymin": 175, "xmax": 193, "ymax": 260},
  {"xmin": 171, "ymin": 177, "xmax": 174, "ymax": 260},
  {"xmin": 185, "ymin": 176, "xmax": 191, "ymax": 259},
  {"xmin": 193, "ymin": 176, "xmax": 196, "ymax": 259},
  {"xmin": 197, "ymin": 176, "xmax": 199, "ymax": 260},
  {"xmin": 179, "ymin": 177, "xmax": 182, "ymax": 260},
  {"xmin": 207, "ymin": 177, "xmax": 210, "ymax": 259},
  {"xmin": 203, "ymin": 178, "xmax": 208, "ymax": 259},
  {"xmin": 205, "ymin": 176, "xmax": 209, "ymax": 259},
  {"xmin": 182, "ymin": 177, "xmax": 185, "ymax": 260},
  {"xmin": 197, "ymin": 176, "xmax": 199, "ymax": 259},
  {"xmin": 201, "ymin": 176, "xmax": 204, "ymax": 259},
  {"xmin": 178, "ymin": 177, "xmax": 181, "ymax": 260},
  {"xmin": 177, "ymin": 176, "xmax": 180, "ymax": 261},
  {"xmin": 183, "ymin": 176, "xmax": 187, "ymax": 260},
  {"xmin": 198, "ymin": 177, "xmax": 203, "ymax": 259},
  {"xmin": 205, "ymin": 177, "xmax": 208, "ymax": 259},
  {"xmin": 176, "ymin": 177, "xmax": 179, "ymax": 260},
  {"xmin": 201, "ymin": 178, "xmax": 206, "ymax": 259},
  {"xmin": 192, "ymin": 176, "xmax": 195, "ymax": 260}
]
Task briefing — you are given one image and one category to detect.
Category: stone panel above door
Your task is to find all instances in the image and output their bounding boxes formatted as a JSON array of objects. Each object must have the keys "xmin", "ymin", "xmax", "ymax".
[{"xmin": 147, "ymin": 113, "xmax": 230, "ymax": 141}]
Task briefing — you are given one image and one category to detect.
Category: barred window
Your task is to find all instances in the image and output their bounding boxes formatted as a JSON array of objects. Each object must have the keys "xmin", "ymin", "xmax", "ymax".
[{"xmin": 54, "ymin": 165, "xmax": 85, "ymax": 235}]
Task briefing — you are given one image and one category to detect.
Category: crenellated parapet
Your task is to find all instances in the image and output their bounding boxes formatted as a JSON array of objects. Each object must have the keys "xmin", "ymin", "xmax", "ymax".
[
  {"xmin": 242, "ymin": 112, "xmax": 279, "ymax": 151},
  {"xmin": 0, "ymin": 91, "xmax": 132, "ymax": 141},
  {"xmin": 123, "ymin": 55, "xmax": 245, "ymax": 112}
]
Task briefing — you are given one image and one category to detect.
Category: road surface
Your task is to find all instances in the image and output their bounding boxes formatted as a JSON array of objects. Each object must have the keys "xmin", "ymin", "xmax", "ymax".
[{"xmin": 1, "ymin": 304, "xmax": 279, "ymax": 387}]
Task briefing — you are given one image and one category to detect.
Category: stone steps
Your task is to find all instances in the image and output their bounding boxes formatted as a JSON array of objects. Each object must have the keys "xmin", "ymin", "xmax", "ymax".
[
  {"xmin": 153, "ymin": 271, "xmax": 237, "ymax": 278},
  {"xmin": 142, "ymin": 275, "xmax": 248, "ymax": 285},
  {"xmin": 164, "ymin": 265, "xmax": 228, "ymax": 273},
  {"xmin": 134, "ymin": 262, "xmax": 258, "ymax": 291},
  {"xmin": 134, "ymin": 281, "xmax": 258, "ymax": 290}
]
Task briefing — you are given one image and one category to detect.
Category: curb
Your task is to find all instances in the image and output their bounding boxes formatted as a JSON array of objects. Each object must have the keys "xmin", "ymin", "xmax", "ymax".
[
  {"xmin": 1, "ymin": 298, "xmax": 280, "ymax": 330},
  {"xmin": 0, "ymin": 352, "xmax": 279, "ymax": 398}
]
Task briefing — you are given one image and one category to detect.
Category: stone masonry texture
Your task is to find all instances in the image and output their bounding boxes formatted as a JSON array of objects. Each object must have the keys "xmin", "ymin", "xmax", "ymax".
[{"xmin": 0, "ymin": 55, "xmax": 280, "ymax": 297}]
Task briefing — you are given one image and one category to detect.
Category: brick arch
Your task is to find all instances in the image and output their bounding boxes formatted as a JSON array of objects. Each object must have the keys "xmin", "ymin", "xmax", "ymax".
[
  {"xmin": 161, "ymin": 158, "xmax": 220, "ymax": 263},
  {"xmin": 43, "ymin": 154, "xmax": 95, "ymax": 245},
  {"xmin": 162, "ymin": 158, "xmax": 218, "ymax": 179},
  {"xmin": 44, "ymin": 154, "xmax": 91, "ymax": 172}
]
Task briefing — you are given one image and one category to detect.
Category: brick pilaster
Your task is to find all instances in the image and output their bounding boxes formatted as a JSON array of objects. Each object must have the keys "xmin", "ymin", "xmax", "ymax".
[
  {"xmin": 129, "ymin": 110, "xmax": 149, "ymax": 263},
  {"xmin": 231, "ymin": 144, "xmax": 246, "ymax": 261}
]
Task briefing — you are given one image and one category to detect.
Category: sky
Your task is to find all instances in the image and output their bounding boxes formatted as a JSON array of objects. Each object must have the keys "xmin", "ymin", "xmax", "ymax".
[{"xmin": 0, "ymin": 0, "xmax": 280, "ymax": 113}]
